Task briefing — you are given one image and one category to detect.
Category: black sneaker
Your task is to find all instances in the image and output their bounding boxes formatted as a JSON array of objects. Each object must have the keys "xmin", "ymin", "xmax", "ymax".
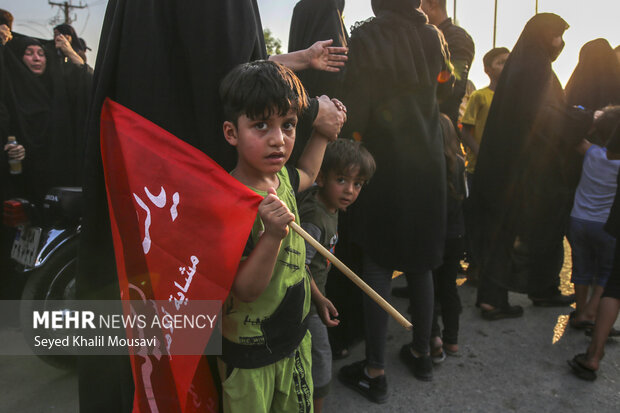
[
  {"xmin": 399, "ymin": 344, "xmax": 433, "ymax": 381},
  {"xmin": 338, "ymin": 360, "xmax": 388, "ymax": 404}
]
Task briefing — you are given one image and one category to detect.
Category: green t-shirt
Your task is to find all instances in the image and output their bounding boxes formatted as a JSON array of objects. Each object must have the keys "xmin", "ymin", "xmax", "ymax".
[
  {"xmin": 222, "ymin": 167, "xmax": 310, "ymax": 346},
  {"xmin": 298, "ymin": 186, "xmax": 339, "ymax": 314},
  {"xmin": 461, "ymin": 87, "xmax": 494, "ymax": 173}
]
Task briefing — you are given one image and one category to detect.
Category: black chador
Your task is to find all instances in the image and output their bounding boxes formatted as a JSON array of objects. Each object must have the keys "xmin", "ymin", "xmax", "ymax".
[
  {"xmin": 565, "ymin": 38, "xmax": 620, "ymax": 112},
  {"xmin": 340, "ymin": 0, "xmax": 454, "ymax": 273},
  {"xmin": 471, "ymin": 13, "xmax": 593, "ymax": 295},
  {"xmin": 76, "ymin": 1, "xmax": 267, "ymax": 411}
]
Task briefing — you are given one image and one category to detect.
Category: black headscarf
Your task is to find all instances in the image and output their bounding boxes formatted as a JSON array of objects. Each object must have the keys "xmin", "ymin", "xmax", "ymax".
[
  {"xmin": 345, "ymin": 0, "xmax": 432, "ymax": 93},
  {"xmin": 565, "ymin": 38, "xmax": 620, "ymax": 111},
  {"xmin": 472, "ymin": 13, "xmax": 593, "ymax": 294},
  {"xmin": 339, "ymin": 0, "xmax": 453, "ymax": 272},
  {"xmin": 77, "ymin": 1, "xmax": 268, "ymax": 411},
  {"xmin": 371, "ymin": 0, "xmax": 422, "ymax": 17},
  {"xmin": 10, "ymin": 36, "xmax": 44, "ymax": 59},
  {"xmin": 54, "ymin": 23, "xmax": 85, "ymax": 53}
]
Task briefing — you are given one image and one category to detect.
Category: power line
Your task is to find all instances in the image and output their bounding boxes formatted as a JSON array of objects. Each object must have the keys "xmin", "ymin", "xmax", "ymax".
[{"xmin": 48, "ymin": 1, "xmax": 87, "ymax": 25}]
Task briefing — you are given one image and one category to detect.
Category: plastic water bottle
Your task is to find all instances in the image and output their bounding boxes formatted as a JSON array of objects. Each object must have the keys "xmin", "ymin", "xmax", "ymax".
[{"xmin": 7, "ymin": 136, "xmax": 22, "ymax": 175}]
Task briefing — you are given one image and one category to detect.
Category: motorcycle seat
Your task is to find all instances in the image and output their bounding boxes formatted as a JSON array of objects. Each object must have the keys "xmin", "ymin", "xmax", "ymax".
[{"xmin": 43, "ymin": 187, "xmax": 83, "ymax": 222}]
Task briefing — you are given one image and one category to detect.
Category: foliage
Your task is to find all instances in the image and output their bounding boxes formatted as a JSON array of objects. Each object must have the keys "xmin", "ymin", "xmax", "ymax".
[{"xmin": 263, "ymin": 28, "xmax": 282, "ymax": 55}]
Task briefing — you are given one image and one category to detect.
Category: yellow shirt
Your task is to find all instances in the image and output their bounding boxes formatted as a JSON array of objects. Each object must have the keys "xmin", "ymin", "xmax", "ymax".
[{"xmin": 461, "ymin": 87, "xmax": 494, "ymax": 173}]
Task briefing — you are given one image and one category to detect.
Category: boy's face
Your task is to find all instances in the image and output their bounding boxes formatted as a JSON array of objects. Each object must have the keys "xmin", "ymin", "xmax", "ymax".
[
  {"xmin": 317, "ymin": 167, "xmax": 365, "ymax": 212},
  {"xmin": 223, "ymin": 109, "xmax": 297, "ymax": 176},
  {"xmin": 485, "ymin": 52, "xmax": 509, "ymax": 81}
]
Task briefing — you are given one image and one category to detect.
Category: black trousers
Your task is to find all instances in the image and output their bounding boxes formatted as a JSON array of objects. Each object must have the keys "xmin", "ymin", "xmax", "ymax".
[{"xmin": 431, "ymin": 237, "xmax": 464, "ymax": 345}]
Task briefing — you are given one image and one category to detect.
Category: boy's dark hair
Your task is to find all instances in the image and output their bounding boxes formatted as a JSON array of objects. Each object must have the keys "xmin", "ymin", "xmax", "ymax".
[
  {"xmin": 0, "ymin": 9, "xmax": 13, "ymax": 29},
  {"xmin": 592, "ymin": 105, "xmax": 620, "ymax": 148},
  {"xmin": 615, "ymin": 45, "xmax": 620, "ymax": 53},
  {"xmin": 483, "ymin": 47, "xmax": 510, "ymax": 69},
  {"xmin": 320, "ymin": 139, "xmax": 376, "ymax": 182},
  {"xmin": 220, "ymin": 60, "xmax": 308, "ymax": 124}
]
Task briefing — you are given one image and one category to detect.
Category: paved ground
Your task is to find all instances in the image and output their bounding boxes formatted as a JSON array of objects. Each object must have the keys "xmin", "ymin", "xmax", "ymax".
[
  {"xmin": 1, "ymin": 244, "xmax": 619, "ymax": 412},
  {"xmin": 326, "ymin": 275, "xmax": 620, "ymax": 413}
]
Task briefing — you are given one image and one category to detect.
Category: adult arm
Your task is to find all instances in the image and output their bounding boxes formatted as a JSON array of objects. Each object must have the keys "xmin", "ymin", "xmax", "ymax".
[
  {"xmin": 296, "ymin": 96, "xmax": 345, "ymax": 191},
  {"xmin": 436, "ymin": 31, "xmax": 456, "ymax": 104},
  {"xmin": 270, "ymin": 39, "xmax": 347, "ymax": 73},
  {"xmin": 439, "ymin": 28, "xmax": 473, "ymax": 121},
  {"xmin": 55, "ymin": 34, "xmax": 84, "ymax": 65}
]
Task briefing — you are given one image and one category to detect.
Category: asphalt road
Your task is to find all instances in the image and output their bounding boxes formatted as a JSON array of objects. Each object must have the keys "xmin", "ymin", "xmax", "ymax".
[
  {"xmin": 326, "ymin": 275, "xmax": 620, "ymax": 413},
  {"xmin": 1, "ymin": 246, "xmax": 619, "ymax": 412}
]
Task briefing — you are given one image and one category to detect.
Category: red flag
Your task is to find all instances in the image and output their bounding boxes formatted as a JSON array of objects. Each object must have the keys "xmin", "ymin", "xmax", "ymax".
[{"xmin": 100, "ymin": 98, "xmax": 262, "ymax": 412}]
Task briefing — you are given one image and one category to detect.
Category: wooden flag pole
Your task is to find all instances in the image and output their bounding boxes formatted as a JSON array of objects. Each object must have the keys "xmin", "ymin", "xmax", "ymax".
[{"xmin": 290, "ymin": 221, "xmax": 413, "ymax": 330}]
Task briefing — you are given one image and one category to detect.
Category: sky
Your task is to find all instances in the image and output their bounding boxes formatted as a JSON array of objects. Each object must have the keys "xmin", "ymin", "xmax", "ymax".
[{"xmin": 4, "ymin": 0, "xmax": 620, "ymax": 88}]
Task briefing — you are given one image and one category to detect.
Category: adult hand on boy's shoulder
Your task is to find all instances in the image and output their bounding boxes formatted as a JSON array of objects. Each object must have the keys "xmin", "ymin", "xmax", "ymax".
[
  {"xmin": 313, "ymin": 95, "xmax": 346, "ymax": 141},
  {"xmin": 316, "ymin": 296, "xmax": 340, "ymax": 327},
  {"xmin": 259, "ymin": 188, "xmax": 295, "ymax": 240}
]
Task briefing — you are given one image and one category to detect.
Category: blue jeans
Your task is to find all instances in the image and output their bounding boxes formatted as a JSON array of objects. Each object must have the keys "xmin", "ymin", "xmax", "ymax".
[{"xmin": 568, "ymin": 216, "xmax": 616, "ymax": 287}]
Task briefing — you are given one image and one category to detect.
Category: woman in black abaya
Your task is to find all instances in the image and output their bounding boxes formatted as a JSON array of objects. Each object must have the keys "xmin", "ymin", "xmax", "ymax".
[
  {"xmin": 77, "ymin": 1, "xmax": 347, "ymax": 411},
  {"xmin": 565, "ymin": 38, "xmax": 620, "ymax": 120},
  {"xmin": 472, "ymin": 14, "xmax": 592, "ymax": 318},
  {"xmin": 2, "ymin": 36, "xmax": 91, "ymax": 204},
  {"xmin": 337, "ymin": 0, "xmax": 453, "ymax": 398}
]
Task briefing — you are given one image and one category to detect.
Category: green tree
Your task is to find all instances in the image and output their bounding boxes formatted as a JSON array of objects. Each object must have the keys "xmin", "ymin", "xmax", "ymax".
[{"xmin": 263, "ymin": 28, "xmax": 282, "ymax": 56}]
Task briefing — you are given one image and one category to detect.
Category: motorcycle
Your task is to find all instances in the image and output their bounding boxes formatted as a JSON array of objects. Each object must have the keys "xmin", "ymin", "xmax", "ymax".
[{"xmin": 3, "ymin": 186, "xmax": 82, "ymax": 370}]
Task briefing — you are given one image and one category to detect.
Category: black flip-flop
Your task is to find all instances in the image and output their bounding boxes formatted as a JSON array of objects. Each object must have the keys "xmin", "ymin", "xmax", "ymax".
[{"xmin": 567, "ymin": 354, "xmax": 597, "ymax": 381}]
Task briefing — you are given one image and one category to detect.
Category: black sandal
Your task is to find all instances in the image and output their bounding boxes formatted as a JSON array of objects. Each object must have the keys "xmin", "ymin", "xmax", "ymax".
[{"xmin": 567, "ymin": 354, "xmax": 597, "ymax": 381}]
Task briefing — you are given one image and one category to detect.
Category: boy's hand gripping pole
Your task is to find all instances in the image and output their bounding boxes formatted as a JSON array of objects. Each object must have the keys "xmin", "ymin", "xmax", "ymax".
[{"xmin": 289, "ymin": 221, "xmax": 412, "ymax": 330}]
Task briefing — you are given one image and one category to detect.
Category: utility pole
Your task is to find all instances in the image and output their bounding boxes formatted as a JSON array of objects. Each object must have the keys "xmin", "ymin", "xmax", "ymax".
[
  {"xmin": 48, "ymin": 1, "xmax": 86, "ymax": 25},
  {"xmin": 453, "ymin": 0, "xmax": 457, "ymax": 22},
  {"xmin": 493, "ymin": 0, "xmax": 498, "ymax": 48},
  {"xmin": 535, "ymin": 0, "xmax": 539, "ymax": 14}
]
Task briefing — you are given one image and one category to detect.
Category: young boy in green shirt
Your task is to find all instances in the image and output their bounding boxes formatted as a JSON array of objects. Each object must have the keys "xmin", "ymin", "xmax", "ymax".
[
  {"xmin": 218, "ymin": 60, "xmax": 345, "ymax": 413},
  {"xmin": 297, "ymin": 139, "xmax": 375, "ymax": 413}
]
